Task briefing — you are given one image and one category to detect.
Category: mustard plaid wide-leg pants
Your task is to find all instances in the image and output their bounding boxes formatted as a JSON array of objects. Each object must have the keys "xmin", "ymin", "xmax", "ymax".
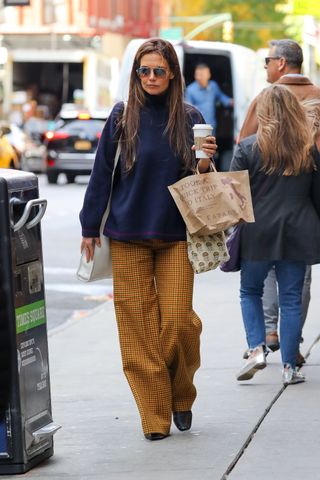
[{"xmin": 111, "ymin": 239, "xmax": 202, "ymax": 435}]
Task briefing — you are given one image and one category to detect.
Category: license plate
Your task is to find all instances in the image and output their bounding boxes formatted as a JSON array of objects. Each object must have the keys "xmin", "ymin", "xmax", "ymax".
[{"xmin": 74, "ymin": 140, "xmax": 91, "ymax": 150}]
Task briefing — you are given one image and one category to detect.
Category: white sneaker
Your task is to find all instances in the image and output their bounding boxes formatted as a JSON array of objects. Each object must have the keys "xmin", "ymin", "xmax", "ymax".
[
  {"xmin": 282, "ymin": 365, "xmax": 305, "ymax": 385},
  {"xmin": 237, "ymin": 346, "xmax": 266, "ymax": 381}
]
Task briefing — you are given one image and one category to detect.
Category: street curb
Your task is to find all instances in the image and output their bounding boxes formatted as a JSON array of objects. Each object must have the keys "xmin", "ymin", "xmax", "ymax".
[{"xmin": 47, "ymin": 300, "xmax": 114, "ymax": 338}]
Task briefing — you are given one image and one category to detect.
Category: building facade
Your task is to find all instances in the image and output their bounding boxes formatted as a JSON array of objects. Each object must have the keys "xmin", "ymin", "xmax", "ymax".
[
  {"xmin": 0, "ymin": 0, "xmax": 161, "ymax": 37},
  {"xmin": 0, "ymin": 0, "xmax": 169, "ymax": 116}
]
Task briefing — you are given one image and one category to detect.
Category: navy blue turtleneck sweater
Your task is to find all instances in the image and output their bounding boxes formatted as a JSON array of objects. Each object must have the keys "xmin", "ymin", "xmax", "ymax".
[{"xmin": 80, "ymin": 93, "xmax": 204, "ymax": 241}]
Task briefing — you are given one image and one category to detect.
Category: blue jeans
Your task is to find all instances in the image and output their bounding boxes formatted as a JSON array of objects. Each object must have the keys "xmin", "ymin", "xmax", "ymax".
[
  {"xmin": 263, "ymin": 265, "xmax": 311, "ymax": 336},
  {"xmin": 240, "ymin": 260, "xmax": 306, "ymax": 368}
]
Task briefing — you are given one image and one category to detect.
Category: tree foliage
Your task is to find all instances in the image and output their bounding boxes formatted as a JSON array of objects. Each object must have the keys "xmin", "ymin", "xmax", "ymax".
[{"xmin": 172, "ymin": 0, "xmax": 288, "ymax": 49}]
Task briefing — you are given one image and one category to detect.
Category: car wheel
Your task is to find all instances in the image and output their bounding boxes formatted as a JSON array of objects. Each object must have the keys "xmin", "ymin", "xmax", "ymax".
[
  {"xmin": 9, "ymin": 160, "xmax": 15, "ymax": 169},
  {"xmin": 66, "ymin": 173, "xmax": 76, "ymax": 184},
  {"xmin": 47, "ymin": 171, "xmax": 59, "ymax": 184}
]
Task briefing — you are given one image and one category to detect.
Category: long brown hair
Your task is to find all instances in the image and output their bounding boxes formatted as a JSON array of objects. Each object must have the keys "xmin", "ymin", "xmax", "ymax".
[
  {"xmin": 256, "ymin": 85, "xmax": 314, "ymax": 175},
  {"xmin": 301, "ymin": 97, "xmax": 320, "ymax": 150},
  {"xmin": 120, "ymin": 38, "xmax": 194, "ymax": 172}
]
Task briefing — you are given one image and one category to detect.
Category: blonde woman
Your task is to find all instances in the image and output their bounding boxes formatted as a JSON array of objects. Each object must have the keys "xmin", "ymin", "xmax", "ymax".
[
  {"xmin": 302, "ymin": 97, "xmax": 320, "ymax": 151},
  {"xmin": 231, "ymin": 85, "xmax": 320, "ymax": 385}
]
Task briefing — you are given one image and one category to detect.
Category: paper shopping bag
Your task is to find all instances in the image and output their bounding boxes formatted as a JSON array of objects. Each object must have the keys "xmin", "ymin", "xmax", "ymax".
[{"xmin": 168, "ymin": 169, "xmax": 255, "ymax": 235}]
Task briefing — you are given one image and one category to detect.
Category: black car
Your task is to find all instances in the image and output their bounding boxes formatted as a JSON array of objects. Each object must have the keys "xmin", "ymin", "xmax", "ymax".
[{"xmin": 44, "ymin": 108, "xmax": 108, "ymax": 184}]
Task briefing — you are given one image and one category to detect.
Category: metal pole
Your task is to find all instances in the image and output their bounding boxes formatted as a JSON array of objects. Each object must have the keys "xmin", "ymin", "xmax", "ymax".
[
  {"xmin": 62, "ymin": 63, "xmax": 69, "ymax": 104},
  {"xmin": 184, "ymin": 13, "xmax": 232, "ymax": 40}
]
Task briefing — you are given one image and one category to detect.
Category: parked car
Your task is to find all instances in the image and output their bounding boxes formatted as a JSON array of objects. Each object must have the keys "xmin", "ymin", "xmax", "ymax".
[
  {"xmin": 117, "ymin": 39, "xmax": 264, "ymax": 171},
  {"xmin": 0, "ymin": 125, "xmax": 19, "ymax": 170},
  {"xmin": 44, "ymin": 108, "xmax": 108, "ymax": 184},
  {"xmin": 2, "ymin": 122, "xmax": 47, "ymax": 174}
]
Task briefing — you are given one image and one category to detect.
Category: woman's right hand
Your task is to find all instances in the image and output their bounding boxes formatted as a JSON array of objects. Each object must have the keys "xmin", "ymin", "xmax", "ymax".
[{"xmin": 80, "ymin": 237, "xmax": 101, "ymax": 263}]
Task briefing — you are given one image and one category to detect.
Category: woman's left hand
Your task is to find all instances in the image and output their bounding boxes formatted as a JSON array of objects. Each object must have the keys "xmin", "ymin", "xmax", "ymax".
[
  {"xmin": 192, "ymin": 135, "xmax": 217, "ymax": 158},
  {"xmin": 80, "ymin": 237, "xmax": 101, "ymax": 262}
]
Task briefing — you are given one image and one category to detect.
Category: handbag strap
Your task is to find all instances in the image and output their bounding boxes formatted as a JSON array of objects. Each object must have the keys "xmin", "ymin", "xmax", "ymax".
[
  {"xmin": 99, "ymin": 143, "xmax": 121, "ymax": 235},
  {"xmin": 99, "ymin": 101, "xmax": 127, "ymax": 235}
]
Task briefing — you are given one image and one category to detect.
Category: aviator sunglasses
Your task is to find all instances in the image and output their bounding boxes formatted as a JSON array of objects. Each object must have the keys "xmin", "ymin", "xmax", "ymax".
[
  {"xmin": 136, "ymin": 66, "xmax": 168, "ymax": 78},
  {"xmin": 264, "ymin": 56, "xmax": 281, "ymax": 65}
]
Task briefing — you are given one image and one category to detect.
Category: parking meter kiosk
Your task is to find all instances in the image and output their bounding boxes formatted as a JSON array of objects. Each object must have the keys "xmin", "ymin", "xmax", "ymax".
[{"xmin": 0, "ymin": 169, "xmax": 60, "ymax": 474}]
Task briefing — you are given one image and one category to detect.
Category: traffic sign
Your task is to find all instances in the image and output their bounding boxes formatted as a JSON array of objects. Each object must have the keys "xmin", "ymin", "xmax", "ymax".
[
  {"xmin": 293, "ymin": 0, "xmax": 320, "ymax": 16},
  {"xmin": 160, "ymin": 27, "xmax": 184, "ymax": 40}
]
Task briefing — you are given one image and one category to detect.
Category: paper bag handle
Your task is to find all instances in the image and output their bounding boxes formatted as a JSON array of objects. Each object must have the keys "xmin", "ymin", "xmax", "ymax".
[{"xmin": 195, "ymin": 160, "xmax": 216, "ymax": 175}]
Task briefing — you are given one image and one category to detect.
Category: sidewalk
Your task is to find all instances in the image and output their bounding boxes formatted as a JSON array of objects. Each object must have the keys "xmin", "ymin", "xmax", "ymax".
[{"xmin": 4, "ymin": 267, "xmax": 320, "ymax": 480}]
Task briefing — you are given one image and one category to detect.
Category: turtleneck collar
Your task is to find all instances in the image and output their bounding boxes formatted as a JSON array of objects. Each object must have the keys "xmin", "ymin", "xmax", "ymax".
[{"xmin": 144, "ymin": 90, "xmax": 169, "ymax": 107}]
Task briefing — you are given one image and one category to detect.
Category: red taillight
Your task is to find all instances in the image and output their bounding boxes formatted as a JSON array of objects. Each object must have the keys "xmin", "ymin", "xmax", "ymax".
[
  {"xmin": 45, "ymin": 131, "xmax": 70, "ymax": 141},
  {"xmin": 96, "ymin": 132, "xmax": 101, "ymax": 139},
  {"xmin": 47, "ymin": 158, "xmax": 55, "ymax": 167}
]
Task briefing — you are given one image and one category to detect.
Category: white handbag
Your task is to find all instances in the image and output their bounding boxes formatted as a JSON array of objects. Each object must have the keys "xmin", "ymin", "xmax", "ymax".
[{"xmin": 76, "ymin": 143, "xmax": 121, "ymax": 282}]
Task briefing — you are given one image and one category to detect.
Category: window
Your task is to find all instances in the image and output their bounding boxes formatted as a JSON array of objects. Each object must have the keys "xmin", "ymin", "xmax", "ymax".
[
  {"xmin": 131, "ymin": 0, "xmax": 139, "ymax": 20},
  {"xmin": 110, "ymin": 0, "xmax": 117, "ymax": 17},
  {"xmin": 43, "ymin": 0, "xmax": 68, "ymax": 25}
]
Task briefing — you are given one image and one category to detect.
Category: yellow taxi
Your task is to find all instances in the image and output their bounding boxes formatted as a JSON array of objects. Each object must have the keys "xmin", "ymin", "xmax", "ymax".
[{"xmin": 0, "ymin": 125, "xmax": 19, "ymax": 169}]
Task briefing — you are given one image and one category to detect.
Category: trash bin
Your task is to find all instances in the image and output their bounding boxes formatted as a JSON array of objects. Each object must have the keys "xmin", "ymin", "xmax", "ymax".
[{"xmin": 0, "ymin": 169, "xmax": 60, "ymax": 474}]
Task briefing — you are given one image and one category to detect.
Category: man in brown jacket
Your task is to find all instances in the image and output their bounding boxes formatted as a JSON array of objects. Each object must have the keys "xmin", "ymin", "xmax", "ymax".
[
  {"xmin": 239, "ymin": 39, "xmax": 320, "ymax": 364},
  {"xmin": 240, "ymin": 39, "xmax": 320, "ymax": 139}
]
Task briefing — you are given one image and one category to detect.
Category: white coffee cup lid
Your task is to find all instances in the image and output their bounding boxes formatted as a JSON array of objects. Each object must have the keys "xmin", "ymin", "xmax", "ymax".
[{"xmin": 192, "ymin": 123, "xmax": 213, "ymax": 130}]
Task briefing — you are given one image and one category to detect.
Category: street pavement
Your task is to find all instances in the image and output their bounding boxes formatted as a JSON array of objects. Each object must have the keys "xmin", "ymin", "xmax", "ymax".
[
  {"xmin": 3, "ymin": 266, "xmax": 320, "ymax": 479},
  {"xmin": 39, "ymin": 175, "xmax": 109, "ymax": 330}
]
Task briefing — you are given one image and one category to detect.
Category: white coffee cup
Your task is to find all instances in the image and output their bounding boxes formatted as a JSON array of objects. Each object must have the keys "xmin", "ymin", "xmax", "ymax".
[{"xmin": 192, "ymin": 124, "xmax": 213, "ymax": 158}]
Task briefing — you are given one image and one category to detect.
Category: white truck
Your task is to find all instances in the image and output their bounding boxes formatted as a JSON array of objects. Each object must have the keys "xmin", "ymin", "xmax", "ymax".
[
  {"xmin": 1, "ymin": 48, "xmax": 118, "ymax": 120},
  {"xmin": 116, "ymin": 39, "xmax": 264, "ymax": 170}
]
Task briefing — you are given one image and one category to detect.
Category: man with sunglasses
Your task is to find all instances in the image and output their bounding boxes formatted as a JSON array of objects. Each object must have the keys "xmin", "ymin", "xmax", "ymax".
[
  {"xmin": 185, "ymin": 63, "xmax": 233, "ymax": 133},
  {"xmin": 239, "ymin": 39, "xmax": 320, "ymax": 365},
  {"xmin": 240, "ymin": 39, "xmax": 320, "ymax": 138}
]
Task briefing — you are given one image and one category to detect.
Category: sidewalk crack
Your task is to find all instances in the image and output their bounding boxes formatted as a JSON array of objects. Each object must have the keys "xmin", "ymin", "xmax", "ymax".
[
  {"xmin": 220, "ymin": 332, "xmax": 320, "ymax": 479},
  {"xmin": 220, "ymin": 386, "xmax": 285, "ymax": 479}
]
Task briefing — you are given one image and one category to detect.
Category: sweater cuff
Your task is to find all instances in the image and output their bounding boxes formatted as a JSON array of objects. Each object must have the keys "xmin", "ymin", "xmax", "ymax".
[{"xmin": 81, "ymin": 228, "xmax": 100, "ymax": 238}]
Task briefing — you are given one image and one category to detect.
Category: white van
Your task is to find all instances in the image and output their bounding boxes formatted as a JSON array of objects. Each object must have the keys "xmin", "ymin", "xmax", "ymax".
[{"xmin": 116, "ymin": 39, "xmax": 263, "ymax": 170}]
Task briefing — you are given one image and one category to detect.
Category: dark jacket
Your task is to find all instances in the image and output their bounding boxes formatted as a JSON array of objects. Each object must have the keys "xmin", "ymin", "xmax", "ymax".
[
  {"xmin": 80, "ymin": 94, "xmax": 204, "ymax": 241},
  {"xmin": 230, "ymin": 135, "xmax": 320, "ymax": 264}
]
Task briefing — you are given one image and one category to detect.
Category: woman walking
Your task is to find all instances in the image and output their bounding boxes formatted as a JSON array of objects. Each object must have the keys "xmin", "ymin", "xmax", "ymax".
[
  {"xmin": 79, "ymin": 38, "xmax": 216, "ymax": 440},
  {"xmin": 231, "ymin": 85, "xmax": 320, "ymax": 385}
]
